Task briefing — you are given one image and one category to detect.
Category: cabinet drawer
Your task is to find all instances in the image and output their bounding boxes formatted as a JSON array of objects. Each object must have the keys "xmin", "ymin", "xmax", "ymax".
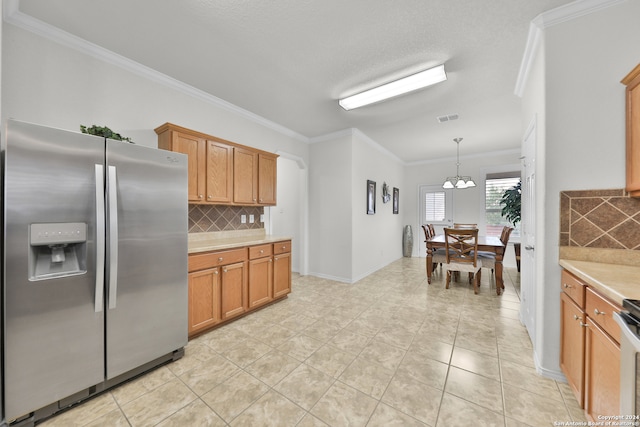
[
  {"xmin": 189, "ymin": 248, "xmax": 248, "ymax": 272},
  {"xmin": 274, "ymin": 240, "xmax": 291, "ymax": 255},
  {"xmin": 585, "ymin": 287, "xmax": 621, "ymax": 343},
  {"xmin": 561, "ymin": 270, "xmax": 586, "ymax": 307},
  {"xmin": 249, "ymin": 244, "xmax": 273, "ymax": 259}
]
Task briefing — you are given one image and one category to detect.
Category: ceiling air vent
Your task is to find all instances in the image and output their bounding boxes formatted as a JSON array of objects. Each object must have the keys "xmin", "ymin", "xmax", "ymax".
[{"xmin": 437, "ymin": 114, "xmax": 459, "ymax": 123}]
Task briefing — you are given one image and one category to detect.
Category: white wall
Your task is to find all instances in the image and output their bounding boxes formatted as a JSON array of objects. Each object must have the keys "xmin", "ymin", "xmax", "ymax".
[
  {"xmin": 525, "ymin": 0, "xmax": 640, "ymax": 378},
  {"xmin": 271, "ymin": 157, "xmax": 303, "ymax": 273},
  {"xmin": 308, "ymin": 135, "xmax": 353, "ymax": 281},
  {"xmin": 351, "ymin": 132, "xmax": 404, "ymax": 281},
  {"xmin": 1, "ymin": 24, "xmax": 308, "ymax": 161}
]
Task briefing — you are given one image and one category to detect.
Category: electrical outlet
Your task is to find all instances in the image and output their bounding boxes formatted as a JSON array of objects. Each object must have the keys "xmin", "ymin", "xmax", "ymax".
[
  {"xmin": 260, "ymin": 214, "xmax": 264, "ymax": 223},
  {"xmin": 241, "ymin": 215, "xmax": 246, "ymax": 224},
  {"xmin": 249, "ymin": 214, "xmax": 254, "ymax": 223}
]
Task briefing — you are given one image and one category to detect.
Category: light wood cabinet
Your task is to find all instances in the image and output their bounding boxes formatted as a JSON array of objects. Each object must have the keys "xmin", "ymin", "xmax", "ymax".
[
  {"xmin": 188, "ymin": 268, "xmax": 220, "ymax": 335},
  {"xmin": 273, "ymin": 241, "xmax": 292, "ymax": 298},
  {"xmin": 155, "ymin": 122, "xmax": 278, "ymax": 206},
  {"xmin": 258, "ymin": 153, "xmax": 277, "ymax": 205},
  {"xmin": 248, "ymin": 244, "xmax": 274, "ymax": 309},
  {"xmin": 206, "ymin": 141, "xmax": 233, "ymax": 203},
  {"xmin": 559, "ymin": 269, "xmax": 621, "ymax": 421},
  {"xmin": 220, "ymin": 261, "xmax": 248, "ymax": 321},
  {"xmin": 188, "ymin": 239, "xmax": 291, "ymax": 337},
  {"xmin": 233, "ymin": 147, "xmax": 258, "ymax": 204},
  {"xmin": 157, "ymin": 130, "xmax": 206, "ymax": 202},
  {"xmin": 623, "ymin": 64, "xmax": 640, "ymax": 197},
  {"xmin": 584, "ymin": 317, "xmax": 620, "ymax": 420},
  {"xmin": 560, "ymin": 291, "xmax": 585, "ymax": 407}
]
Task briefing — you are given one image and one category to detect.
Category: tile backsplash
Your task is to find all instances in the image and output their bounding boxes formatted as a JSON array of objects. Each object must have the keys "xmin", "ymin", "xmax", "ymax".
[
  {"xmin": 189, "ymin": 204, "xmax": 264, "ymax": 233},
  {"xmin": 560, "ymin": 189, "xmax": 640, "ymax": 250}
]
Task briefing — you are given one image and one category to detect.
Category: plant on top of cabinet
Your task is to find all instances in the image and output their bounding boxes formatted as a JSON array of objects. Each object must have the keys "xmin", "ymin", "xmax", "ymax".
[{"xmin": 80, "ymin": 124, "xmax": 133, "ymax": 143}]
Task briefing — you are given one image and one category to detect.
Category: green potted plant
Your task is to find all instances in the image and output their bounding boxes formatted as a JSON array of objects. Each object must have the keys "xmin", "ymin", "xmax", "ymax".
[
  {"xmin": 500, "ymin": 180, "xmax": 521, "ymax": 271},
  {"xmin": 80, "ymin": 125, "xmax": 133, "ymax": 143}
]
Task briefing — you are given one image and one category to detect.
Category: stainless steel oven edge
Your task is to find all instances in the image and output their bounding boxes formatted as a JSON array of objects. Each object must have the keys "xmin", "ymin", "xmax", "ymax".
[{"xmin": 614, "ymin": 312, "xmax": 640, "ymax": 416}]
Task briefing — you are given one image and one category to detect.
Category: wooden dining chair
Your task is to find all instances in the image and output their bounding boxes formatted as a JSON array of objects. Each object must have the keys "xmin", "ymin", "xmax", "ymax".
[
  {"xmin": 477, "ymin": 226, "xmax": 513, "ymax": 275},
  {"xmin": 453, "ymin": 223, "xmax": 477, "ymax": 229},
  {"xmin": 443, "ymin": 228, "xmax": 482, "ymax": 294},
  {"xmin": 422, "ymin": 224, "xmax": 446, "ymax": 273}
]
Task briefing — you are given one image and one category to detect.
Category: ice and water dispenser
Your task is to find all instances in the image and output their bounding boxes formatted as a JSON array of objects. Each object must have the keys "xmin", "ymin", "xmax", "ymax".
[{"xmin": 29, "ymin": 222, "xmax": 87, "ymax": 280}]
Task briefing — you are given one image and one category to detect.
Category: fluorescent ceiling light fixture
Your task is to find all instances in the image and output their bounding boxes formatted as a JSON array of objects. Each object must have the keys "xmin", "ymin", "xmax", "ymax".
[{"xmin": 339, "ymin": 64, "xmax": 447, "ymax": 111}]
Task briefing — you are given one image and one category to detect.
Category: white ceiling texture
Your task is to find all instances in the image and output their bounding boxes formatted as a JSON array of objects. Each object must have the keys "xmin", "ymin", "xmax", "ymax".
[{"xmin": 14, "ymin": 0, "xmax": 576, "ymax": 162}]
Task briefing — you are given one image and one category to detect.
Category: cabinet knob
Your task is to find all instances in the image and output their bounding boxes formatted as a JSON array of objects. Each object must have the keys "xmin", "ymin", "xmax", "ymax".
[
  {"xmin": 259, "ymin": 250, "xmax": 264, "ymax": 254},
  {"xmin": 218, "ymin": 257, "xmax": 224, "ymax": 262},
  {"xmin": 214, "ymin": 270, "xmax": 219, "ymax": 275},
  {"xmin": 275, "ymin": 257, "xmax": 278, "ymax": 261},
  {"xmin": 259, "ymin": 198, "xmax": 263, "ymax": 202},
  {"xmin": 573, "ymin": 314, "xmax": 582, "ymax": 321},
  {"xmin": 282, "ymin": 246, "xmax": 286, "ymax": 250},
  {"xmin": 269, "ymin": 259, "xmax": 272, "ymax": 263},
  {"xmin": 594, "ymin": 308, "xmax": 606, "ymax": 316},
  {"xmin": 208, "ymin": 195, "xmax": 212, "ymax": 199},
  {"xmin": 563, "ymin": 283, "xmax": 571, "ymax": 289},
  {"xmin": 580, "ymin": 322, "xmax": 589, "ymax": 328},
  {"xmin": 223, "ymin": 268, "xmax": 227, "ymax": 273},
  {"xmin": 199, "ymin": 194, "xmax": 203, "ymax": 199},
  {"xmin": 253, "ymin": 198, "xmax": 257, "ymax": 202}
]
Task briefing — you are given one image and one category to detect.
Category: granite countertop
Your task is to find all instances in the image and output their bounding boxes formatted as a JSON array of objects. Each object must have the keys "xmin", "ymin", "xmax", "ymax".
[
  {"xmin": 188, "ymin": 230, "xmax": 291, "ymax": 254},
  {"xmin": 559, "ymin": 258, "xmax": 640, "ymax": 306}
]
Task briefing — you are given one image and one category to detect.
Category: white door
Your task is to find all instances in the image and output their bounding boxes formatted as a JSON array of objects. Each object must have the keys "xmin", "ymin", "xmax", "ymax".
[
  {"xmin": 417, "ymin": 185, "xmax": 453, "ymax": 257},
  {"xmin": 521, "ymin": 118, "xmax": 536, "ymax": 341}
]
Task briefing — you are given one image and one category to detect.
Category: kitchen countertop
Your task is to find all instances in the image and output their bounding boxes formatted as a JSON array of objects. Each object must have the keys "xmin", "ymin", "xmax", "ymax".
[
  {"xmin": 559, "ymin": 258, "xmax": 640, "ymax": 306},
  {"xmin": 188, "ymin": 230, "xmax": 291, "ymax": 254}
]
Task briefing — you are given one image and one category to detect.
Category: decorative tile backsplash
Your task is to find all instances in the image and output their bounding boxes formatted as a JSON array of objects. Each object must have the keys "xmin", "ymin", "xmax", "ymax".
[
  {"xmin": 189, "ymin": 205, "xmax": 264, "ymax": 233},
  {"xmin": 560, "ymin": 189, "xmax": 640, "ymax": 250}
]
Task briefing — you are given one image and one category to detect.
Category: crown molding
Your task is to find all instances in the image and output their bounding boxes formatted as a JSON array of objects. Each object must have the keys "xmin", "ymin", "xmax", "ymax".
[
  {"xmin": 405, "ymin": 148, "xmax": 522, "ymax": 167},
  {"xmin": 3, "ymin": 0, "xmax": 308, "ymax": 143},
  {"xmin": 514, "ymin": 0, "xmax": 627, "ymax": 97}
]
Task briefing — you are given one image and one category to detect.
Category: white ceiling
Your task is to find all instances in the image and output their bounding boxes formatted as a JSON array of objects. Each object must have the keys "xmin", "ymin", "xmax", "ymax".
[{"xmin": 16, "ymin": 0, "xmax": 576, "ymax": 162}]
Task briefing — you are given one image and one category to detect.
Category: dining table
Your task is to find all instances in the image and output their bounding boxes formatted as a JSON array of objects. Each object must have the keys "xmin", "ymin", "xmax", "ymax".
[{"xmin": 426, "ymin": 234, "xmax": 506, "ymax": 295}]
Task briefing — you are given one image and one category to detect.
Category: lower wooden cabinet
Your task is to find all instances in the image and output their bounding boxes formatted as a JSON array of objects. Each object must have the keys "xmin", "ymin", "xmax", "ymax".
[
  {"xmin": 188, "ymin": 239, "xmax": 291, "ymax": 337},
  {"xmin": 560, "ymin": 291, "xmax": 585, "ymax": 406},
  {"xmin": 584, "ymin": 317, "xmax": 620, "ymax": 419},
  {"xmin": 248, "ymin": 256, "xmax": 273, "ymax": 308},
  {"xmin": 559, "ymin": 269, "xmax": 621, "ymax": 422},
  {"xmin": 188, "ymin": 268, "xmax": 220, "ymax": 336},
  {"xmin": 220, "ymin": 261, "xmax": 248, "ymax": 321}
]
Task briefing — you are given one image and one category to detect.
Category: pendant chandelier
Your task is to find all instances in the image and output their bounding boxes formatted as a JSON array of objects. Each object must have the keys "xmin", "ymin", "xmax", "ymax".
[{"xmin": 442, "ymin": 137, "xmax": 476, "ymax": 189}]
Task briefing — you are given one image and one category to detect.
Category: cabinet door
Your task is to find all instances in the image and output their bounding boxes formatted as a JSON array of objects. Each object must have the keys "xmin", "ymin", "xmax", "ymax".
[
  {"xmin": 258, "ymin": 153, "xmax": 277, "ymax": 205},
  {"xmin": 189, "ymin": 268, "xmax": 220, "ymax": 336},
  {"xmin": 273, "ymin": 252, "xmax": 291, "ymax": 299},
  {"xmin": 560, "ymin": 292, "xmax": 586, "ymax": 407},
  {"xmin": 248, "ymin": 256, "xmax": 273, "ymax": 308},
  {"xmin": 584, "ymin": 317, "xmax": 620, "ymax": 421},
  {"xmin": 233, "ymin": 147, "xmax": 258, "ymax": 204},
  {"xmin": 206, "ymin": 141, "xmax": 233, "ymax": 203},
  {"xmin": 623, "ymin": 64, "xmax": 640, "ymax": 196},
  {"xmin": 220, "ymin": 261, "xmax": 248, "ymax": 320},
  {"xmin": 173, "ymin": 132, "xmax": 205, "ymax": 202}
]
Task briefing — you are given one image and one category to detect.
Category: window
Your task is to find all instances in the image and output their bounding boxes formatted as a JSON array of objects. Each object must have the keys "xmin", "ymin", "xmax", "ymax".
[
  {"xmin": 425, "ymin": 191, "xmax": 446, "ymax": 222},
  {"xmin": 485, "ymin": 172, "xmax": 520, "ymax": 238}
]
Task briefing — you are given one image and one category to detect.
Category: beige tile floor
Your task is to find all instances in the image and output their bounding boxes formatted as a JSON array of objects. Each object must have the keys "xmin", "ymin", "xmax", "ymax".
[{"xmin": 40, "ymin": 258, "xmax": 587, "ymax": 427}]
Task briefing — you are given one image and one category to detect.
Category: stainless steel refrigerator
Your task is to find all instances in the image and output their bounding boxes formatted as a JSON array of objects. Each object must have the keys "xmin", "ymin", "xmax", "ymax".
[{"xmin": 1, "ymin": 120, "xmax": 188, "ymax": 425}]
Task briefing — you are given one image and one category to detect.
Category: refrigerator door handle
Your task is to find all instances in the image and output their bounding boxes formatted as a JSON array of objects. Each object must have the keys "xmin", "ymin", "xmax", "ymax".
[
  {"xmin": 94, "ymin": 164, "xmax": 105, "ymax": 313},
  {"xmin": 108, "ymin": 165, "xmax": 119, "ymax": 310}
]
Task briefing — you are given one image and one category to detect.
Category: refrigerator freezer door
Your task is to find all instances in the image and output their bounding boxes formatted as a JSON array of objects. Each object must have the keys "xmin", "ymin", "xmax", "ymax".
[
  {"xmin": 105, "ymin": 140, "xmax": 188, "ymax": 379},
  {"xmin": 3, "ymin": 120, "xmax": 105, "ymax": 421}
]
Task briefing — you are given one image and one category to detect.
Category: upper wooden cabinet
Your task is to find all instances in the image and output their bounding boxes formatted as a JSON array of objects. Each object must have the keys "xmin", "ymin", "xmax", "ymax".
[
  {"xmin": 622, "ymin": 63, "xmax": 640, "ymax": 197},
  {"xmin": 155, "ymin": 123, "xmax": 278, "ymax": 206}
]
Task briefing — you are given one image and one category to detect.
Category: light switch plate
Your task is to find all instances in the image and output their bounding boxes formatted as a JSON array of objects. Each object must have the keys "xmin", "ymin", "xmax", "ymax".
[
  {"xmin": 249, "ymin": 214, "xmax": 254, "ymax": 223},
  {"xmin": 241, "ymin": 215, "xmax": 246, "ymax": 224},
  {"xmin": 260, "ymin": 214, "xmax": 264, "ymax": 223}
]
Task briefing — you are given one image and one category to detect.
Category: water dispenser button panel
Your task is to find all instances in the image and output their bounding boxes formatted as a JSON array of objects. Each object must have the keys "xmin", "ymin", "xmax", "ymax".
[{"xmin": 30, "ymin": 223, "xmax": 87, "ymax": 246}]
